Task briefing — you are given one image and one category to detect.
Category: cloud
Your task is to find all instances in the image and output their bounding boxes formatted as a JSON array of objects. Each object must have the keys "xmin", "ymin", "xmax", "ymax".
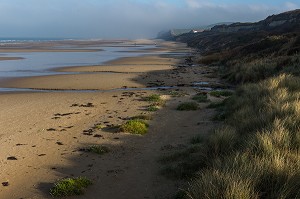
[
  {"xmin": 0, "ymin": 0, "xmax": 297, "ymax": 38},
  {"xmin": 284, "ymin": 2, "xmax": 299, "ymax": 10},
  {"xmin": 185, "ymin": 0, "xmax": 215, "ymax": 9}
]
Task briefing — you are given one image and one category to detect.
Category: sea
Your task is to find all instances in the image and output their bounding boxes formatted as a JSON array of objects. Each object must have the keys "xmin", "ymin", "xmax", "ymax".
[
  {"xmin": 0, "ymin": 38, "xmax": 157, "ymax": 78},
  {"xmin": 0, "ymin": 37, "xmax": 71, "ymax": 44}
]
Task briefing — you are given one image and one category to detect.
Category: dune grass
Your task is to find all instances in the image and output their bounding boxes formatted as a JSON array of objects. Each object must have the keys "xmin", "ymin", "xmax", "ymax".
[
  {"xmin": 119, "ymin": 119, "xmax": 149, "ymax": 135},
  {"xmin": 147, "ymin": 105, "xmax": 159, "ymax": 112},
  {"xmin": 50, "ymin": 177, "xmax": 92, "ymax": 197},
  {"xmin": 183, "ymin": 74, "xmax": 300, "ymax": 199},
  {"xmin": 174, "ymin": 26, "xmax": 300, "ymax": 199}
]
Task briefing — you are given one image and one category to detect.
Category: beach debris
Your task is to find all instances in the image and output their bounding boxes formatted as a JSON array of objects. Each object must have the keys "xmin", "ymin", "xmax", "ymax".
[
  {"xmin": 72, "ymin": 102, "xmax": 94, "ymax": 107},
  {"xmin": 38, "ymin": 154, "xmax": 46, "ymax": 157},
  {"xmin": 47, "ymin": 128, "xmax": 56, "ymax": 132},
  {"xmin": 2, "ymin": 182, "xmax": 9, "ymax": 187},
  {"xmin": 83, "ymin": 129, "xmax": 94, "ymax": 136},
  {"xmin": 56, "ymin": 142, "xmax": 64, "ymax": 145},
  {"xmin": 16, "ymin": 143, "xmax": 27, "ymax": 146},
  {"xmin": 80, "ymin": 103, "xmax": 94, "ymax": 107},
  {"xmin": 93, "ymin": 134, "xmax": 103, "ymax": 138},
  {"xmin": 7, "ymin": 156, "xmax": 17, "ymax": 160}
]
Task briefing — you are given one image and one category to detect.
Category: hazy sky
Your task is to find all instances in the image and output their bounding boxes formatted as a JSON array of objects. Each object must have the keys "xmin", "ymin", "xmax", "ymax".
[{"xmin": 0, "ymin": 0, "xmax": 298, "ymax": 39}]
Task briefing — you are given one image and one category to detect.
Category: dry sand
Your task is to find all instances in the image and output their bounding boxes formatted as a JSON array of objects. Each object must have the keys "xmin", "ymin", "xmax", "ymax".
[{"xmin": 0, "ymin": 40, "xmax": 221, "ymax": 199}]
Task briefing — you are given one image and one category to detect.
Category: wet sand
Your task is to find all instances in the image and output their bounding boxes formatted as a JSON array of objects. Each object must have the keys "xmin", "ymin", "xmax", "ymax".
[
  {"xmin": 0, "ymin": 40, "xmax": 221, "ymax": 199},
  {"xmin": 0, "ymin": 57, "xmax": 24, "ymax": 61}
]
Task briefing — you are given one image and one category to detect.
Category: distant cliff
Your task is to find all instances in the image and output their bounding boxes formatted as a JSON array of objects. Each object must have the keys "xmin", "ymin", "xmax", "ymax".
[
  {"xmin": 157, "ymin": 23, "xmax": 233, "ymax": 40},
  {"xmin": 173, "ymin": 9, "xmax": 300, "ymax": 54},
  {"xmin": 211, "ymin": 9, "xmax": 300, "ymax": 33}
]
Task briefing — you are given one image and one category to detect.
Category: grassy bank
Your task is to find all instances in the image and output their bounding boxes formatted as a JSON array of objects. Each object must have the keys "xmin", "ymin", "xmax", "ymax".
[
  {"xmin": 187, "ymin": 74, "xmax": 300, "ymax": 198},
  {"xmin": 171, "ymin": 30, "xmax": 300, "ymax": 198}
]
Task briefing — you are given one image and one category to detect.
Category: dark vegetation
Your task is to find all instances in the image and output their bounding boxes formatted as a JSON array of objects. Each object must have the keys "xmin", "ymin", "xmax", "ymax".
[
  {"xmin": 191, "ymin": 92, "xmax": 210, "ymax": 103},
  {"xmin": 162, "ymin": 9, "xmax": 300, "ymax": 199},
  {"xmin": 79, "ymin": 145, "xmax": 110, "ymax": 155},
  {"xmin": 177, "ymin": 102, "xmax": 199, "ymax": 111}
]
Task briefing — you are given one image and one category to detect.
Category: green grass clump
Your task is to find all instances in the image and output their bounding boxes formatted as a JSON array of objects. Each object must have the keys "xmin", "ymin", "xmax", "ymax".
[
  {"xmin": 50, "ymin": 177, "xmax": 92, "ymax": 197},
  {"xmin": 209, "ymin": 90, "xmax": 233, "ymax": 97},
  {"xmin": 169, "ymin": 90, "xmax": 187, "ymax": 97},
  {"xmin": 147, "ymin": 105, "xmax": 159, "ymax": 112},
  {"xmin": 192, "ymin": 93, "xmax": 210, "ymax": 103},
  {"xmin": 86, "ymin": 145, "xmax": 110, "ymax": 155},
  {"xmin": 144, "ymin": 94, "xmax": 166, "ymax": 107},
  {"xmin": 177, "ymin": 102, "xmax": 198, "ymax": 111},
  {"xmin": 119, "ymin": 119, "xmax": 148, "ymax": 135},
  {"xmin": 144, "ymin": 94, "xmax": 161, "ymax": 101}
]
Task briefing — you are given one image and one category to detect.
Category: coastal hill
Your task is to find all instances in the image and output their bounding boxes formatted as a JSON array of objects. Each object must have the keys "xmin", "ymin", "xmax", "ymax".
[{"xmin": 161, "ymin": 9, "xmax": 300, "ymax": 56}]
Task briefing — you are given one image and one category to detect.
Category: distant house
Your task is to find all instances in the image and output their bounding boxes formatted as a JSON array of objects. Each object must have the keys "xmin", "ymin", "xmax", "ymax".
[{"xmin": 190, "ymin": 29, "xmax": 204, "ymax": 34}]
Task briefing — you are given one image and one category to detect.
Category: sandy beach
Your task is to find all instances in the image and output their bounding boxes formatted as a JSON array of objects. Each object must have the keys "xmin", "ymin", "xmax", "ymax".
[{"xmin": 0, "ymin": 40, "xmax": 222, "ymax": 199}]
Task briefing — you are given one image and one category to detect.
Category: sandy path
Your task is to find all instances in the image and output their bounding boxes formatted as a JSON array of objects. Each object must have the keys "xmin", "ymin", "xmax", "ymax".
[{"xmin": 0, "ymin": 40, "xmax": 221, "ymax": 198}]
